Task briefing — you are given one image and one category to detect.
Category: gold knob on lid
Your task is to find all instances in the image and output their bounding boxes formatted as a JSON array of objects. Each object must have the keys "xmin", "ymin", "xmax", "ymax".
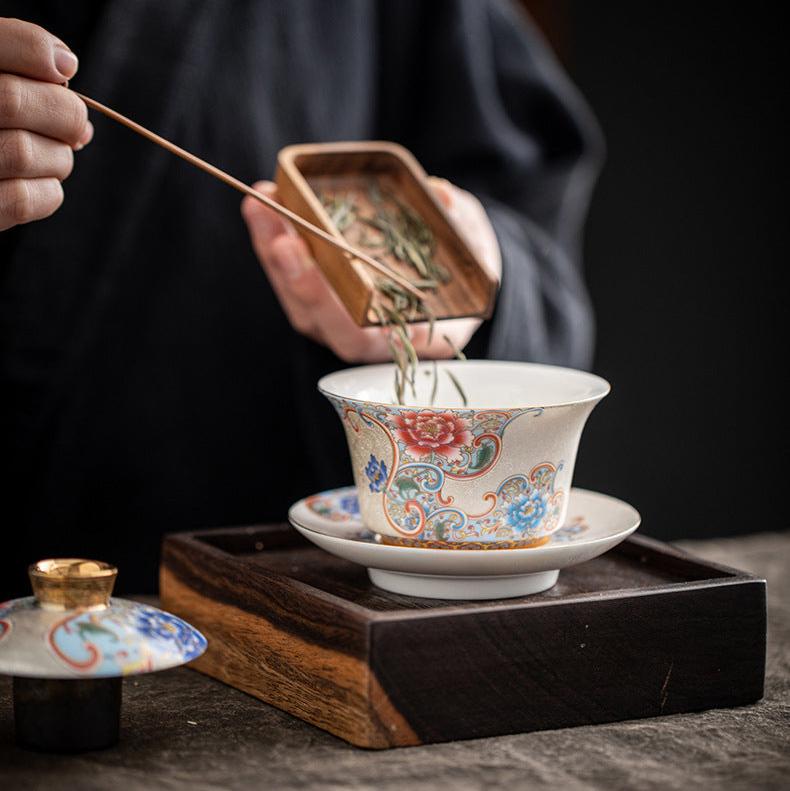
[{"xmin": 29, "ymin": 559, "xmax": 118, "ymax": 610}]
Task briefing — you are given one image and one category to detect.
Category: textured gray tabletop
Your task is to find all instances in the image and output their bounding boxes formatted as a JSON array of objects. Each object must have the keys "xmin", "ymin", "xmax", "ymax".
[{"xmin": 2, "ymin": 532, "xmax": 788, "ymax": 791}]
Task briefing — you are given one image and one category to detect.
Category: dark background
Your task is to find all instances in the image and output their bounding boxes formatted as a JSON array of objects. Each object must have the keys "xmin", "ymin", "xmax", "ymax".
[{"xmin": 525, "ymin": 2, "xmax": 781, "ymax": 540}]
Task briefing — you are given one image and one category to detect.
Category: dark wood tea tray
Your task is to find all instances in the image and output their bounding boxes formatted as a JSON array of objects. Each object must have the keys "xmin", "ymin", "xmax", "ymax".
[{"xmin": 160, "ymin": 527, "xmax": 766, "ymax": 749}]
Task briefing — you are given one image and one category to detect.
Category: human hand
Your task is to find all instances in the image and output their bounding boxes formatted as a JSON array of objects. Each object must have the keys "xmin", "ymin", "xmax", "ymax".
[
  {"xmin": 241, "ymin": 177, "xmax": 501, "ymax": 362},
  {"xmin": 0, "ymin": 18, "xmax": 93, "ymax": 231}
]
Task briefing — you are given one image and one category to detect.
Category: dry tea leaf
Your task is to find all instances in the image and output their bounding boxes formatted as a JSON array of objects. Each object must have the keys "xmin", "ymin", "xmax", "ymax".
[{"xmin": 320, "ymin": 187, "xmax": 467, "ymax": 406}]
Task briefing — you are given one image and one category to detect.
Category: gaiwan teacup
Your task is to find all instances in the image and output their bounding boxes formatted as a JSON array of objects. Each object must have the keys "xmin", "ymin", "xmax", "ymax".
[{"xmin": 318, "ymin": 360, "xmax": 609, "ymax": 549}]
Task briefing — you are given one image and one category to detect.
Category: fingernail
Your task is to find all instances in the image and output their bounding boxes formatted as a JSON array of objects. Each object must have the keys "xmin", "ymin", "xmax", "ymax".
[
  {"xmin": 252, "ymin": 180, "xmax": 276, "ymax": 195},
  {"xmin": 273, "ymin": 244, "xmax": 310, "ymax": 281},
  {"xmin": 434, "ymin": 184, "xmax": 453, "ymax": 209},
  {"xmin": 74, "ymin": 121, "xmax": 94, "ymax": 151},
  {"xmin": 54, "ymin": 46, "xmax": 79, "ymax": 80}
]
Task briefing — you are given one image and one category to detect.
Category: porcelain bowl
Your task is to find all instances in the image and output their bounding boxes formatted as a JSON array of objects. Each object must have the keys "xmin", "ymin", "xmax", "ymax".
[{"xmin": 318, "ymin": 360, "xmax": 609, "ymax": 549}]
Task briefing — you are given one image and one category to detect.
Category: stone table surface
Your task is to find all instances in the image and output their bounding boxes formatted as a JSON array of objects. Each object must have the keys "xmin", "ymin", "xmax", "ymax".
[{"xmin": 2, "ymin": 532, "xmax": 788, "ymax": 791}]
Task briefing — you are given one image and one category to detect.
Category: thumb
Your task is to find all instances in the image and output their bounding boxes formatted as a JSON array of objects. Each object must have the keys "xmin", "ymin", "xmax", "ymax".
[
  {"xmin": 241, "ymin": 180, "xmax": 293, "ymax": 259},
  {"xmin": 242, "ymin": 181, "xmax": 320, "ymax": 287},
  {"xmin": 0, "ymin": 18, "xmax": 78, "ymax": 82}
]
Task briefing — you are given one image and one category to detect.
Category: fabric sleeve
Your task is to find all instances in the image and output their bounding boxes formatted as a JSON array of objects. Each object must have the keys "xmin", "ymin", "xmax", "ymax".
[{"xmin": 378, "ymin": 0, "xmax": 605, "ymax": 368}]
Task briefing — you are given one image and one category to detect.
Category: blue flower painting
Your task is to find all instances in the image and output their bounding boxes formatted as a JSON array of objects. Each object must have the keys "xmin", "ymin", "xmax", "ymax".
[
  {"xmin": 339, "ymin": 493, "xmax": 360, "ymax": 515},
  {"xmin": 135, "ymin": 607, "xmax": 207, "ymax": 660},
  {"xmin": 506, "ymin": 490, "xmax": 547, "ymax": 535},
  {"xmin": 364, "ymin": 454, "xmax": 388, "ymax": 492}
]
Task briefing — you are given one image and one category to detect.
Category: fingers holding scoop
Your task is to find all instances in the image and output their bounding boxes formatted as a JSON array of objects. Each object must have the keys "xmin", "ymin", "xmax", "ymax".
[
  {"xmin": 242, "ymin": 181, "xmax": 390, "ymax": 360},
  {"xmin": 0, "ymin": 18, "xmax": 93, "ymax": 230}
]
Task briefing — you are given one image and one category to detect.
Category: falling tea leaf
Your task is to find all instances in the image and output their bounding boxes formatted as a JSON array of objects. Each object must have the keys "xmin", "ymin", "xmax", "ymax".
[{"xmin": 319, "ymin": 187, "xmax": 468, "ymax": 405}]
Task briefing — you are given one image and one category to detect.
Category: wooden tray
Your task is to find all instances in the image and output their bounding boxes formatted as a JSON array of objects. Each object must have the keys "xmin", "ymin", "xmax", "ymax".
[
  {"xmin": 276, "ymin": 141, "xmax": 498, "ymax": 326},
  {"xmin": 160, "ymin": 528, "xmax": 766, "ymax": 749}
]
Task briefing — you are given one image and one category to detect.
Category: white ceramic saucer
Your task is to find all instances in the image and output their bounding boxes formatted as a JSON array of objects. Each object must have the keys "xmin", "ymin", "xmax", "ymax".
[{"xmin": 288, "ymin": 487, "xmax": 640, "ymax": 600}]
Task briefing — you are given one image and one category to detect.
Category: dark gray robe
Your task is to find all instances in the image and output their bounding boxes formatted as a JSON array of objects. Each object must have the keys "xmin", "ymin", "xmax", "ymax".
[{"xmin": 0, "ymin": 0, "xmax": 602, "ymax": 594}]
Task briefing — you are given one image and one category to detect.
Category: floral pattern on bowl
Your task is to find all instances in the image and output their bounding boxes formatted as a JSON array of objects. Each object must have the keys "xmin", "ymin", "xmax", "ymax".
[
  {"xmin": 319, "ymin": 361, "xmax": 609, "ymax": 549},
  {"xmin": 328, "ymin": 397, "xmax": 566, "ymax": 546}
]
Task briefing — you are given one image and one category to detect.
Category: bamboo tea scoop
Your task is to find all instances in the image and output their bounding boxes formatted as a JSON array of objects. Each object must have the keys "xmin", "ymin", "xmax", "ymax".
[{"xmin": 74, "ymin": 92, "xmax": 423, "ymax": 301}]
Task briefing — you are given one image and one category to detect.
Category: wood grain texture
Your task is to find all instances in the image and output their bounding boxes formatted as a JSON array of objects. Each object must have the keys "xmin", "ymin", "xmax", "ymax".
[
  {"xmin": 161, "ymin": 568, "xmax": 417, "ymax": 748},
  {"xmin": 160, "ymin": 527, "xmax": 766, "ymax": 748},
  {"xmin": 369, "ymin": 581, "xmax": 766, "ymax": 742},
  {"xmin": 276, "ymin": 141, "xmax": 498, "ymax": 326},
  {"xmin": 161, "ymin": 525, "xmax": 419, "ymax": 747}
]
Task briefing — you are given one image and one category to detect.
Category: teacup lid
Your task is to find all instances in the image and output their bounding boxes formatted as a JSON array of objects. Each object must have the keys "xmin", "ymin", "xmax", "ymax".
[{"xmin": 0, "ymin": 559, "xmax": 206, "ymax": 679}]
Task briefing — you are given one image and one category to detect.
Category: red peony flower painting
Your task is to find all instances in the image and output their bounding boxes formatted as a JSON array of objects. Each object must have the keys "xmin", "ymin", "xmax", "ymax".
[{"xmin": 393, "ymin": 411, "xmax": 473, "ymax": 463}]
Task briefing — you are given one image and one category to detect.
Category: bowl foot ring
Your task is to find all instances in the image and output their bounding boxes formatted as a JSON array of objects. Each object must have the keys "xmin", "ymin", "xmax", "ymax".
[{"xmin": 367, "ymin": 568, "xmax": 559, "ymax": 600}]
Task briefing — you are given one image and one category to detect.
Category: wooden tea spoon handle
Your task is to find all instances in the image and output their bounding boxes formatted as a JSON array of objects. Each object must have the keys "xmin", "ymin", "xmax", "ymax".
[{"xmin": 74, "ymin": 91, "xmax": 424, "ymax": 300}]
